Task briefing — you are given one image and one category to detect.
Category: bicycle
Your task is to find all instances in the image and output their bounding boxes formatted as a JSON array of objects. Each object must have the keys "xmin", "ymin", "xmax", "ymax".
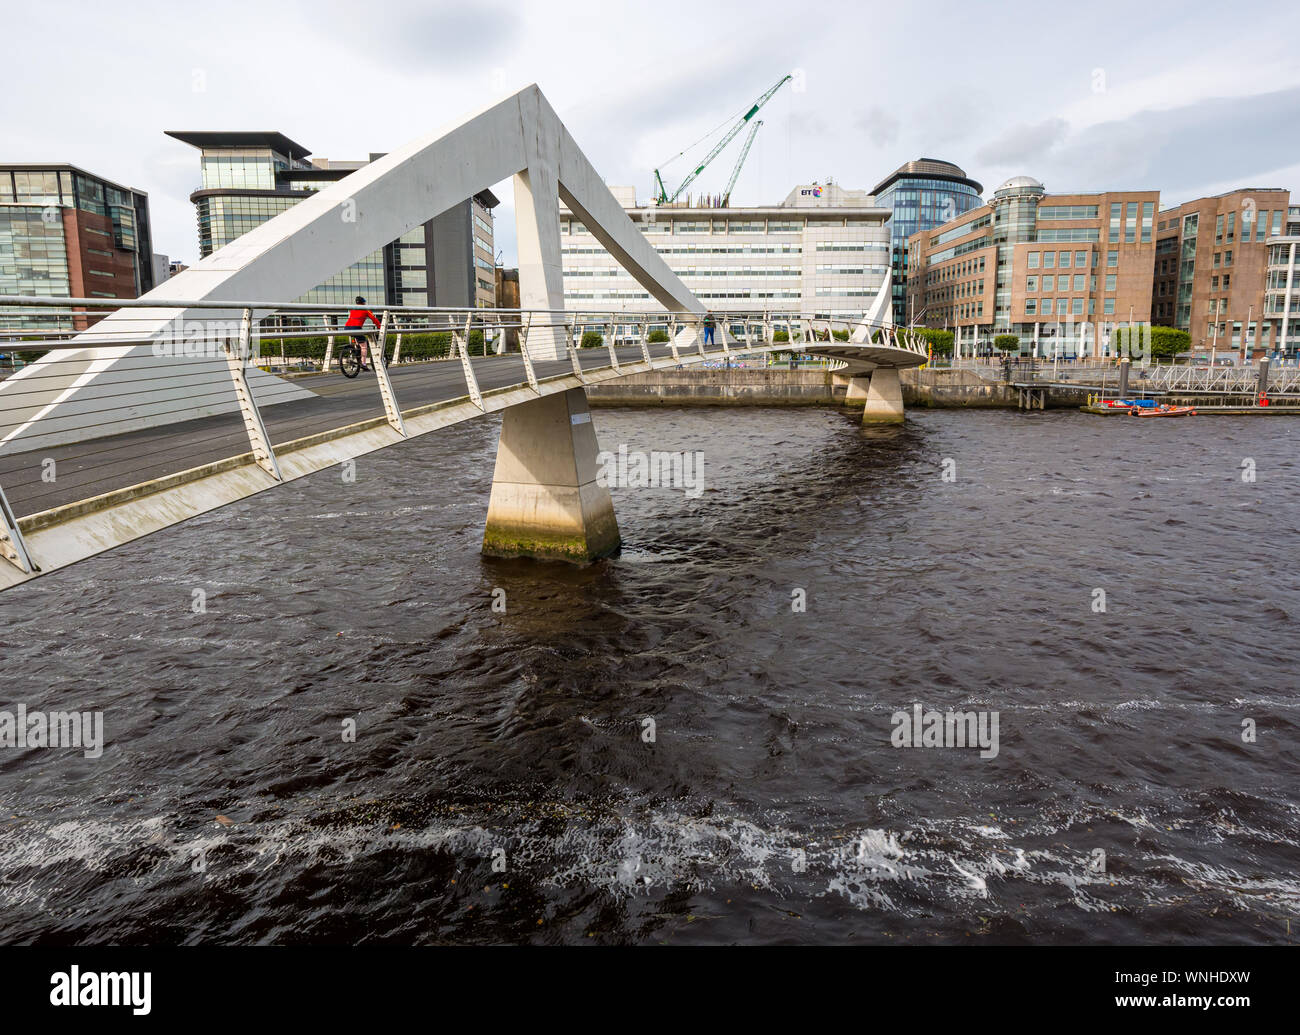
[{"xmin": 337, "ymin": 336, "xmax": 389, "ymax": 379}]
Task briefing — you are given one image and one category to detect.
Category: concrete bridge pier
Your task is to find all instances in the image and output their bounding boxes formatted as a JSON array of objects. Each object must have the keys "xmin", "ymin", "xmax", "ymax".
[
  {"xmin": 844, "ymin": 374, "xmax": 871, "ymax": 407},
  {"xmin": 861, "ymin": 367, "xmax": 905, "ymax": 424},
  {"xmin": 482, "ymin": 387, "xmax": 621, "ymax": 563}
]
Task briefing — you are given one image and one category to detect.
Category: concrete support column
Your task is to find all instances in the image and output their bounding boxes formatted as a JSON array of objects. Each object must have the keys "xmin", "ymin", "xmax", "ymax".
[
  {"xmin": 482, "ymin": 387, "xmax": 620, "ymax": 563},
  {"xmin": 513, "ymin": 165, "xmax": 566, "ymax": 362},
  {"xmin": 844, "ymin": 374, "xmax": 871, "ymax": 408},
  {"xmin": 862, "ymin": 367, "xmax": 905, "ymax": 424}
]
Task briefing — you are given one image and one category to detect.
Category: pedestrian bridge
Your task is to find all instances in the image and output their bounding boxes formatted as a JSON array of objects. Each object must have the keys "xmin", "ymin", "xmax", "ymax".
[{"xmin": 0, "ymin": 84, "xmax": 925, "ymax": 590}]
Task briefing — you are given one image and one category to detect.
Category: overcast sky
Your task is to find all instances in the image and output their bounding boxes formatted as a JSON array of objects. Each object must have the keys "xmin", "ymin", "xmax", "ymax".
[{"xmin": 5, "ymin": 0, "xmax": 1298, "ymax": 268}]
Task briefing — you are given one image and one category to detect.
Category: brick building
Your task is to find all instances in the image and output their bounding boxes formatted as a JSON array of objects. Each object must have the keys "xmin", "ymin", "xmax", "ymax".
[
  {"xmin": 1151, "ymin": 188, "xmax": 1292, "ymax": 355},
  {"xmin": 906, "ymin": 176, "xmax": 1158, "ymax": 357}
]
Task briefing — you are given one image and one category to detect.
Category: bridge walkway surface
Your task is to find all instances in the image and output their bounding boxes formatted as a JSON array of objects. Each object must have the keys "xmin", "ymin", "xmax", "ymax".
[{"xmin": 0, "ymin": 345, "xmax": 684, "ymax": 518}]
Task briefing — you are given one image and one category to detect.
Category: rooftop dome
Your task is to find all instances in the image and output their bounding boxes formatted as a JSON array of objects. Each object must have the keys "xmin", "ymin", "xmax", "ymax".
[{"xmin": 994, "ymin": 175, "xmax": 1045, "ymax": 194}]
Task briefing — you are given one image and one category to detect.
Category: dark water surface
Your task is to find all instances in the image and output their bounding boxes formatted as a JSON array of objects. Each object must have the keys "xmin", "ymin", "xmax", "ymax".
[{"xmin": 1, "ymin": 406, "xmax": 1297, "ymax": 945}]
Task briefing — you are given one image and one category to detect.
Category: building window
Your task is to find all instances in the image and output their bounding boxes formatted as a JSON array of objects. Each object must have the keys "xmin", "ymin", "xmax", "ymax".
[
  {"xmin": 1104, "ymin": 298, "xmax": 1115, "ymax": 315},
  {"xmin": 1038, "ymin": 204, "xmax": 1099, "ymax": 220},
  {"xmin": 1107, "ymin": 250, "xmax": 1118, "ymax": 267},
  {"xmin": 1027, "ymin": 252, "xmax": 1040, "ymax": 268}
]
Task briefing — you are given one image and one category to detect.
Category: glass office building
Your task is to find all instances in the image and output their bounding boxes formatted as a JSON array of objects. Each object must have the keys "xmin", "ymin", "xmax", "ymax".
[
  {"xmin": 0, "ymin": 164, "xmax": 155, "ymax": 329},
  {"xmin": 871, "ymin": 159, "xmax": 982, "ymax": 326},
  {"xmin": 166, "ymin": 132, "xmax": 496, "ymax": 309}
]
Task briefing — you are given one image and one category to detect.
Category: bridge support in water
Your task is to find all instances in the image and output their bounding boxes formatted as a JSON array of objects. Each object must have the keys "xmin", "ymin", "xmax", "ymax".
[
  {"xmin": 843, "ymin": 370, "xmax": 905, "ymax": 423},
  {"xmin": 844, "ymin": 375, "xmax": 871, "ymax": 406},
  {"xmin": 482, "ymin": 388, "xmax": 621, "ymax": 563},
  {"xmin": 861, "ymin": 368, "xmax": 905, "ymax": 424}
]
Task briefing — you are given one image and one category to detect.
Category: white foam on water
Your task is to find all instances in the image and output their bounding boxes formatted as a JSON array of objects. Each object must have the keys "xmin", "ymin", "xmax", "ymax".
[{"xmin": 3, "ymin": 796, "xmax": 1298, "ymax": 926}]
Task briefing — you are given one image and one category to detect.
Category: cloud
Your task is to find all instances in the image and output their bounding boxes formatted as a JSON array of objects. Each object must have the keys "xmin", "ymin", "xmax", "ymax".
[
  {"xmin": 6, "ymin": 0, "xmax": 1298, "ymax": 265},
  {"xmin": 909, "ymin": 91, "xmax": 991, "ymax": 151},
  {"xmin": 316, "ymin": 1, "xmax": 520, "ymax": 69},
  {"xmin": 975, "ymin": 117, "xmax": 1069, "ymax": 168},
  {"xmin": 855, "ymin": 106, "xmax": 900, "ymax": 148},
  {"xmin": 1042, "ymin": 86, "xmax": 1300, "ymax": 195}
]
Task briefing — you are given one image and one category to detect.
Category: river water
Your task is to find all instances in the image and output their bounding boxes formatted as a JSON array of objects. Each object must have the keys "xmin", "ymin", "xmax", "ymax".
[{"xmin": 1, "ymin": 406, "xmax": 1297, "ymax": 944}]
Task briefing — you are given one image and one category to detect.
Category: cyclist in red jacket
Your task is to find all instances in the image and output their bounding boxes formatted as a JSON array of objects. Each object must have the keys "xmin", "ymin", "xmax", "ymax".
[{"xmin": 344, "ymin": 296, "xmax": 380, "ymax": 371}]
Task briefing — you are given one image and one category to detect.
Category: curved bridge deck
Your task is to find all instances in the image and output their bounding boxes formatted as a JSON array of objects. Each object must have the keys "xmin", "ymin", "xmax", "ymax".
[{"xmin": 0, "ymin": 310, "xmax": 924, "ymax": 590}]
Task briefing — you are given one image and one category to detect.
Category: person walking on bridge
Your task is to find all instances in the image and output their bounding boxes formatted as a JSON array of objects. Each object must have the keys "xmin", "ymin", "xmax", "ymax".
[
  {"xmin": 703, "ymin": 312, "xmax": 716, "ymax": 347},
  {"xmin": 345, "ymin": 296, "xmax": 381, "ymax": 371}
]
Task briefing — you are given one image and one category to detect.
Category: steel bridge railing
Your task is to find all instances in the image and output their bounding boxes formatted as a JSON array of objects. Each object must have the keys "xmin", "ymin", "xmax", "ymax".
[{"xmin": 0, "ymin": 295, "xmax": 924, "ymax": 573}]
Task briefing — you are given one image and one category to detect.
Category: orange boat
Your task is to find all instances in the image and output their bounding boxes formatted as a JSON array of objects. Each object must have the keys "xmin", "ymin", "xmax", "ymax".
[{"xmin": 1131, "ymin": 404, "xmax": 1196, "ymax": 418}]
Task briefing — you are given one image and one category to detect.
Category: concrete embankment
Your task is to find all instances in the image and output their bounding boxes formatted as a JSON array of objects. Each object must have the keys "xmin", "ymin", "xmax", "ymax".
[
  {"xmin": 585, "ymin": 367, "xmax": 1036, "ymax": 409},
  {"xmin": 585, "ymin": 368, "xmax": 841, "ymax": 406},
  {"xmin": 901, "ymin": 368, "xmax": 1019, "ymax": 408}
]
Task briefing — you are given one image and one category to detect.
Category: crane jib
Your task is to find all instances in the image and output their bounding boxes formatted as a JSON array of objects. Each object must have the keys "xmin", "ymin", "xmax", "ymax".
[{"xmin": 653, "ymin": 73, "xmax": 794, "ymax": 204}]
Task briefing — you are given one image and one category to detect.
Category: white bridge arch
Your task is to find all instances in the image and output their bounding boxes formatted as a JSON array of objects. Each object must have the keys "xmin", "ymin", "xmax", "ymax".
[{"xmin": 0, "ymin": 85, "xmax": 927, "ymax": 585}]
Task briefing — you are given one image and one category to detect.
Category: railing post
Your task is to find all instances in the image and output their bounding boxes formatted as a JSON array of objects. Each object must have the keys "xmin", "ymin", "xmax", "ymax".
[
  {"xmin": 371, "ymin": 309, "xmax": 408, "ymax": 434},
  {"xmin": 323, "ymin": 324, "xmax": 336, "ymax": 373},
  {"xmin": 455, "ymin": 312, "xmax": 484, "ymax": 410},
  {"xmin": 638, "ymin": 319, "xmax": 652, "ymax": 364},
  {"xmin": 605, "ymin": 314, "xmax": 620, "ymax": 373},
  {"xmin": 517, "ymin": 311, "xmax": 539, "ymax": 392},
  {"xmin": 223, "ymin": 308, "xmax": 283, "ymax": 481},
  {"xmin": 0, "ymin": 477, "xmax": 36, "ymax": 574},
  {"xmin": 564, "ymin": 320, "xmax": 586, "ymax": 380},
  {"xmin": 392, "ymin": 331, "xmax": 403, "ymax": 365},
  {"xmin": 668, "ymin": 316, "xmax": 682, "ymax": 364}
]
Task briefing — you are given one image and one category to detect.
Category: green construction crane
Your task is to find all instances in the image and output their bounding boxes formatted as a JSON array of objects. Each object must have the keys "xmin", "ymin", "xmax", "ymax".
[
  {"xmin": 652, "ymin": 74, "xmax": 792, "ymax": 206},
  {"xmin": 721, "ymin": 119, "xmax": 764, "ymax": 207}
]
